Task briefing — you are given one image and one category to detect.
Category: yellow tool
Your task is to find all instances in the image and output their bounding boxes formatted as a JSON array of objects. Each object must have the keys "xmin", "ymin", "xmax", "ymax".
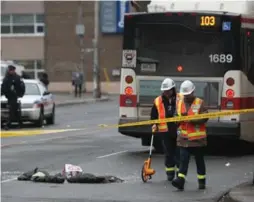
[{"xmin": 141, "ymin": 129, "xmax": 156, "ymax": 183}]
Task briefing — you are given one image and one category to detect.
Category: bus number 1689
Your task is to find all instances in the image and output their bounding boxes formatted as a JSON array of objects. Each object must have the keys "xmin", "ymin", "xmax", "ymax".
[{"xmin": 209, "ymin": 54, "xmax": 233, "ymax": 63}]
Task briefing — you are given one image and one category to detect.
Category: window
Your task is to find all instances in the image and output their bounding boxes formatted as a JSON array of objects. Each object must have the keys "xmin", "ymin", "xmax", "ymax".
[
  {"xmin": 14, "ymin": 60, "xmax": 45, "ymax": 79},
  {"xmin": 1, "ymin": 14, "xmax": 44, "ymax": 35},
  {"xmin": 25, "ymin": 83, "xmax": 41, "ymax": 95}
]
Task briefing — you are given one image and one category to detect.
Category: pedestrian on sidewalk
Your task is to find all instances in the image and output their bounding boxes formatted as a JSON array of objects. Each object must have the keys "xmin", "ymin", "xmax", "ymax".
[
  {"xmin": 72, "ymin": 68, "xmax": 83, "ymax": 98},
  {"xmin": 40, "ymin": 72, "xmax": 49, "ymax": 90},
  {"xmin": 172, "ymin": 80, "xmax": 209, "ymax": 191}
]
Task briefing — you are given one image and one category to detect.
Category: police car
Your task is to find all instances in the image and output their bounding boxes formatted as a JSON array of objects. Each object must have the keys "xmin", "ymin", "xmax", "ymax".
[{"xmin": 1, "ymin": 79, "xmax": 55, "ymax": 127}]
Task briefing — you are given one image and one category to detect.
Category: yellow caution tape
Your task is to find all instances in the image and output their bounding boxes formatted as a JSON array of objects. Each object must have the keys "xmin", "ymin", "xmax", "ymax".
[{"xmin": 99, "ymin": 108, "xmax": 254, "ymax": 128}]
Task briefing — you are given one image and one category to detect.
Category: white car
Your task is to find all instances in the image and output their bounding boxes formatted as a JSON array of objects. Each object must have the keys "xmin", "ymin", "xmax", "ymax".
[{"xmin": 1, "ymin": 79, "xmax": 55, "ymax": 127}]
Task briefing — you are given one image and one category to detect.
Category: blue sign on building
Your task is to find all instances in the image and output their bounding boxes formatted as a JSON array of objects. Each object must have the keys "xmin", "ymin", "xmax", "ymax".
[{"xmin": 100, "ymin": 0, "xmax": 130, "ymax": 34}]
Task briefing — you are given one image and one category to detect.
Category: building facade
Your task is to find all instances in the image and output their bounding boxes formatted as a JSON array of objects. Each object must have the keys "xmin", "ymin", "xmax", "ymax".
[
  {"xmin": 44, "ymin": 1, "xmax": 124, "ymax": 87},
  {"xmin": 1, "ymin": 1, "xmax": 143, "ymax": 93},
  {"xmin": 1, "ymin": 1, "xmax": 45, "ymax": 79}
]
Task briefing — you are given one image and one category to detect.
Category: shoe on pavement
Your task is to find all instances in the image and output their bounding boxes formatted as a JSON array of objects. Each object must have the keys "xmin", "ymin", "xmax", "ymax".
[
  {"xmin": 198, "ymin": 179, "xmax": 206, "ymax": 190},
  {"xmin": 172, "ymin": 177, "xmax": 185, "ymax": 190}
]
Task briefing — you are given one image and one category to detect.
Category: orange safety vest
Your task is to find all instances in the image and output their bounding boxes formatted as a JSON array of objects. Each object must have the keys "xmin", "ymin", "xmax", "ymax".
[
  {"xmin": 176, "ymin": 97, "xmax": 207, "ymax": 140},
  {"xmin": 154, "ymin": 96, "xmax": 168, "ymax": 132}
]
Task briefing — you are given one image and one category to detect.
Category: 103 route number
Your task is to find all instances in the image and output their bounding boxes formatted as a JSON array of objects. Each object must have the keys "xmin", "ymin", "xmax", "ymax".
[{"xmin": 209, "ymin": 54, "xmax": 233, "ymax": 63}]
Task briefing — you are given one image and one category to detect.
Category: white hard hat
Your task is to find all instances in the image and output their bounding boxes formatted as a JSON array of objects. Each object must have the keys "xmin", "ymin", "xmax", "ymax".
[
  {"xmin": 160, "ymin": 78, "xmax": 175, "ymax": 91},
  {"xmin": 180, "ymin": 80, "xmax": 195, "ymax": 95}
]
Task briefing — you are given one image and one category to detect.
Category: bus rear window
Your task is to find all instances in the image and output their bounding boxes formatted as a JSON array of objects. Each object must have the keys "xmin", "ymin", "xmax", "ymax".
[
  {"xmin": 134, "ymin": 23, "xmax": 239, "ymax": 77},
  {"xmin": 139, "ymin": 79, "xmax": 219, "ymax": 107}
]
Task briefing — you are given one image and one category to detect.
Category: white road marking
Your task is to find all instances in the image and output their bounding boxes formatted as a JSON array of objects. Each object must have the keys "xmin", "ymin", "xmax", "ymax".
[
  {"xmin": 96, "ymin": 150, "xmax": 129, "ymax": 159},
  {"xmin": 1, "ymin": 178, "xmax": 16, "ymax": 183}
]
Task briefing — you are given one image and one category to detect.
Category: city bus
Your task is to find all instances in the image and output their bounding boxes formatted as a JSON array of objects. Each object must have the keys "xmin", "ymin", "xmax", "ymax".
[{"xmin": 118, "ymin": 0, "xmax": 254, "ymax": 151}]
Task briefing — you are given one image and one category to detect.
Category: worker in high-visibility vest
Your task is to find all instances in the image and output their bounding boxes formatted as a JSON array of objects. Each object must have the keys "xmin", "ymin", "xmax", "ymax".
[
  {"xmin": 172, "ymin": 80, "xmax": 209, "ymax": 191},
  {"xmin": 150, "ymin": 78, "xmax": 180, "ymax": 181}
]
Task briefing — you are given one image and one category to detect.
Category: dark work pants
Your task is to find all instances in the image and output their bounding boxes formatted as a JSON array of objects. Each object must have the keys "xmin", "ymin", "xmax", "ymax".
[
  {"xmin": 178, "ymin": 147, "xmax": 206, "ymax": 180},
  {"xmin": 74, "ymin": 84, "xmax": 82, "ymax": 97},
  {"xmin": 161, "ymin": 133, "xmax": 180, "ymax": 176},
  {"xmin": 7, "ymin": 100, "xmax": 21, "ymax": 127}
]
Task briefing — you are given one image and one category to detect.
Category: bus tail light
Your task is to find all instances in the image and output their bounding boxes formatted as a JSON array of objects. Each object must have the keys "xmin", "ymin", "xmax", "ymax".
[
  {"xmin": 125, "ymin": 86, "xmax": 133, "ymax": 95},
  {"xmin": 226, "ymin": 89, "xmax": 235, "ymax": 98},
  {"xmin": 125, "ymin": 75, "xmax": 133, "ymax": 84},
  {"xmin": 226, "ymin": 77, "xmax": 235, "ymax": 86}
]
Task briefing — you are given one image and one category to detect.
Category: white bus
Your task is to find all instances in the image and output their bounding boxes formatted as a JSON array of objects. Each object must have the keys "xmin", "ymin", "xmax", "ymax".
[{"xmin": 118, "ymin": 0, "xmax": 254, "ymax": 151}]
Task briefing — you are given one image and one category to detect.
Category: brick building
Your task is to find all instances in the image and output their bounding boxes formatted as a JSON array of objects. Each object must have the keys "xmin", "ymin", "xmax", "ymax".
[
  {"xmin": 1, "ymin": 1, "xmax": 45, "ymax": 79},
  {"xmin": 44, "ymin": 1, "xmax": 125, "ymax": 92}
]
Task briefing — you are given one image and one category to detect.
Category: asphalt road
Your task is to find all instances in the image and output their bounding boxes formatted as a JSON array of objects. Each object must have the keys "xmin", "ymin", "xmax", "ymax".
[{"xmin": 1, "ymin": 97, "xmax": 254, "ymax": 202}]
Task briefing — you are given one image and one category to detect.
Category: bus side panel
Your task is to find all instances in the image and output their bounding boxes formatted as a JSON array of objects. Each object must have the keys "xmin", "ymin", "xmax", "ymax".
[
  {"xmin": 119, "ymin": 68, "xmax": 138, "ymax": 118},
  {"xmin": 240, "ymin": 71, "xmax": 254, "ymax": 142},
  {"xmin": 221, "ymin": 70, "xmax": 254, "ymax": 142},
  {"xmin": 220, "ymin": 70, "xmax": 241, "ymax": 122}
]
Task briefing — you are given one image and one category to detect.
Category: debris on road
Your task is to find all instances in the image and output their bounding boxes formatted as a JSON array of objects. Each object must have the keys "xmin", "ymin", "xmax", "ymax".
[
  {"xmin": 17, "ymin": 167, "xmax": 65, "ymax": 184},
  {"xmin": 17, "ymin": 166, "xmax": 124, "ymax": 184}
]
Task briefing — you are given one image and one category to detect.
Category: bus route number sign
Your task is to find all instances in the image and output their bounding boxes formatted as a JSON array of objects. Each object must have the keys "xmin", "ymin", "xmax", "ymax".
[{"xmin": 200, "ymin": 16, "xmax": 216, "ymax": 27}]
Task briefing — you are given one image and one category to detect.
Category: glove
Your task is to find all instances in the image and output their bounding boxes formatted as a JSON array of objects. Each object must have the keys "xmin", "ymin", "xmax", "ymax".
[{"xmin": 152, "ymin": 124, "xmax": 157, "ymax": 133}]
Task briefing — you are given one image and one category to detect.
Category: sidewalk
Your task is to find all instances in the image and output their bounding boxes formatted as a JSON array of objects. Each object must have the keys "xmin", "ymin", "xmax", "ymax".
[
  {"xmin": 218, "ymin": 181, "xmax": 254, "ymax": 202},
  {"xmin": 53, "ymin": 93, "xmax": 110, "ymax": 107}
]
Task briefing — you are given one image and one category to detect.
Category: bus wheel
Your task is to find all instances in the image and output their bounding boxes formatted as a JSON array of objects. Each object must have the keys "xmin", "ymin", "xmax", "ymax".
[{"xmin": 153, "ymin": 138, "xmax": 164, "ymax": 154}]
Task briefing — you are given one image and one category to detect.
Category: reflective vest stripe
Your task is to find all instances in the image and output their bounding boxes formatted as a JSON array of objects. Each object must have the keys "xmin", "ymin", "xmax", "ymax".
[
  {"xmin": 154, "ymin": 96, "xmax": 168, "ymax": 132},
  {"xmin": 177, "ymin": 97, "xmax": 207, "ymax": 140}
]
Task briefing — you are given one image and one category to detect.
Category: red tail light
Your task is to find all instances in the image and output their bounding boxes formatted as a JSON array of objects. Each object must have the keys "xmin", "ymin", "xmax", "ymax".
[
  {"xmin": 125, "ymin": 75, "xmax": 133, "ymax": 84},
  {"xmin": 226, "ymin": 89, "xmax": 235, "ymax": 98},
  {"xmin": 165, "ymin": 13, "xmax": 172, "ymax": 16},
  {"xmin": 226, "ymin": 77, "xmax": 235, "ymax": 86},
  {"xmin": 125, "ymin": 87, "xmax": 133, "ymax": 95}
]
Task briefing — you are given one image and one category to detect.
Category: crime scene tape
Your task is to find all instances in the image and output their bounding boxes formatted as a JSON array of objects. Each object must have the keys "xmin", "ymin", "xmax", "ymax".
[{"xmin": 98, "ymin": 108, "xmax": 254, "ymax": 128}]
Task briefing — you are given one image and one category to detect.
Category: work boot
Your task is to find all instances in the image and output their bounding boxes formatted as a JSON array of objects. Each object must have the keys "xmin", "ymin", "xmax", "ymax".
[
  {"xmin": 198, "ymin": 179, "xmax": 206, "ymax": 190},
  {"xmin": 166, "ymin": 171, "xmax": 175, "ymax": 181},
  {"xmin": 172, "ymin": 177, "xmax": 185, "ymax": 190}
]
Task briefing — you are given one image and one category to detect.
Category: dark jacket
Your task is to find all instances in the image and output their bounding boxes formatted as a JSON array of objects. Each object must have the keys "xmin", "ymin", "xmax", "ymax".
[
  {"xmin": 150, "ymin": 90, "xmax": 177, "ymax": 136},
  {"xmin": 40, "ymin": 73, "xmax": 49, "ymax": 87},
  {"xmin": 176, "ymin": 96, "xmax": 209, "ymax": 147},
  {"xmin": 1, "ymin": 73, "xmax": 25, "ymax": 100}
]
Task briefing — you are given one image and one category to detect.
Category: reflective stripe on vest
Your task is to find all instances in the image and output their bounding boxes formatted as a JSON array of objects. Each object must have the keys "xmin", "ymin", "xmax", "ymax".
[
  {"xmin": 154, "ymin": 96, "xmax": 168, "ymax": 132},
  {"xmin": 176, "ymin": 97, "xmax": 206, "ymax": 140}
]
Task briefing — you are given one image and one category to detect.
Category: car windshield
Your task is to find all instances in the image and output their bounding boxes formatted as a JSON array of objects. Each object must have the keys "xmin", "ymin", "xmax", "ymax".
[{"xmin": 25, "ymin": 83, "xmax": 40, "ymax": 95}]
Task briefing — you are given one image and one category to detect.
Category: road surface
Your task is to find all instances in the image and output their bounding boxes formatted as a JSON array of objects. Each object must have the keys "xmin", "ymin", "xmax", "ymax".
[{"xmin": 1, "ymin": 97, "xmax": 254, "ymax": 202}]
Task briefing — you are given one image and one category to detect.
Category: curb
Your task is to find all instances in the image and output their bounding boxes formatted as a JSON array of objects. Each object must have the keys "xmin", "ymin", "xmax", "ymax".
[
  {"xmin": 216, "ymin": 181, "xmax": 253, "ymax": 202},
  {"xmin": 55, "ymin": 96, "xmax": 111, "ymax": 107}
]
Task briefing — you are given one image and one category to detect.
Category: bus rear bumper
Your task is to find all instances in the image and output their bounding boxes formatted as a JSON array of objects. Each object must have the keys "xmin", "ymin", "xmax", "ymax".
[
  {"xmin": 118, "ymin": 118, "xmax": 151, "ymax": 138},
  {"xmin": 118, "ymin": 118, "xmax": 240, "ymax": 139},
  {"xmin": 206, "ymin": 122, "xmax": 240, "ymax": 139}
]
